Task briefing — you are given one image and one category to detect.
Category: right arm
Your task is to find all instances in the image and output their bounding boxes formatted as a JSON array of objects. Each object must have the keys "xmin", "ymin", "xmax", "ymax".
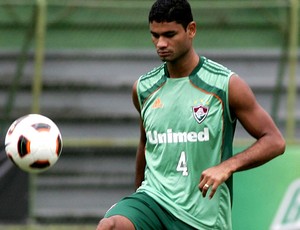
[{"xmin": 132, "ymin": 80, "xmax": 147, "ymax": 190}]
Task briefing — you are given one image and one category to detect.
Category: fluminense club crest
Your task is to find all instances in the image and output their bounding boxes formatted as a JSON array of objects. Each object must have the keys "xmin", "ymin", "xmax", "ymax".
[{"xmin": 192, "ymin": 104, "xmax": 209, "ymax": 124}]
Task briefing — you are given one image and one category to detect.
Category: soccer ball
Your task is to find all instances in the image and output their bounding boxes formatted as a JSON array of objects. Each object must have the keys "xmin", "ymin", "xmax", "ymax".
[{"xmin": 4, "ymin": 114, "xmax": 63, "ymax": 173}]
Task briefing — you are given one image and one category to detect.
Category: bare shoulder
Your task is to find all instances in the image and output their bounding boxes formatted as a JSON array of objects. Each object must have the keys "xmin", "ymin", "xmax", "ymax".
[{"xmin": 228, "ymin": 74, "xmax": 257, "ymax": 112}]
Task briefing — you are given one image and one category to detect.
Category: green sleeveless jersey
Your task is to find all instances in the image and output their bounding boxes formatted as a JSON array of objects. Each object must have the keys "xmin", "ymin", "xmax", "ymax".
[{"xmin": 136, "ymin": 56, "xmax": 236, "ymax": 229}]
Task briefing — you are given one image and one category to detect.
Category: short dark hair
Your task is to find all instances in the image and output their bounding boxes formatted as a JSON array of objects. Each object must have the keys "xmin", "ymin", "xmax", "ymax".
[{"xmin": 148, "ymin": 0, "xmax": 194, "ymax": 30}]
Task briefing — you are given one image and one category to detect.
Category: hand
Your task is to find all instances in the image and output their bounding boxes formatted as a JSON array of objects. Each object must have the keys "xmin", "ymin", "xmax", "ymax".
[{"xmin": 198, "ymin": 164, "xmax": 232, "ymax": 199}]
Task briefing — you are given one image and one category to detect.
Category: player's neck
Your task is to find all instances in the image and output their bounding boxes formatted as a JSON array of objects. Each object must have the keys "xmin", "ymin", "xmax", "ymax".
[{"xmin": 167, "ymin": 50, "xmax": 199, "ymax": 78}]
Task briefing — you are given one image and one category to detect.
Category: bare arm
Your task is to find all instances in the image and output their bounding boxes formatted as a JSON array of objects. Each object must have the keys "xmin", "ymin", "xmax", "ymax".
[
  {"xmin": 199, "ymin": 74, "xmax": 286, "ymax": 198},
  {"xmin": 132, "ymin": 81, "xmax": 147, "ymax": 190}
]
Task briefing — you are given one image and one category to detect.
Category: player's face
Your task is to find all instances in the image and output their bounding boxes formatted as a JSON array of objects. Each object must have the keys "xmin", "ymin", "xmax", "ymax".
[{"xmin": 150, "ymin": 21, "xmax": 195, "ymax": 62}]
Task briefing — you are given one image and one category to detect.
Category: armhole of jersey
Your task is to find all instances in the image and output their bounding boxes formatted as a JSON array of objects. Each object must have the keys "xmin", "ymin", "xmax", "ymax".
[{"xmin": 227, "ymin": 72, "xmax": 236, "ymax": 124}]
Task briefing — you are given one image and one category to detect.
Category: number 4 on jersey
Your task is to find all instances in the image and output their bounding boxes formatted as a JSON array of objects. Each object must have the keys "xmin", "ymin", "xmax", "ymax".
[{"xmin": 177, "ymin": 151, "xmax": 188, "ymax": 176}]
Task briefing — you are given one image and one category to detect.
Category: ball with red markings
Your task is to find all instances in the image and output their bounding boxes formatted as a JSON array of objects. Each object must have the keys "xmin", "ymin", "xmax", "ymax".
[{"xmin": 5, "ymin": 114, "xmax": 63, "ymax": 173}]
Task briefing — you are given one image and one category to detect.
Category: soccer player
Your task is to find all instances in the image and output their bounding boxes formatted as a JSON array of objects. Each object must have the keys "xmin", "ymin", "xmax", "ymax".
[{"xmin": 96, "ymin": 0, "xmax": 285, "ymax": 229}]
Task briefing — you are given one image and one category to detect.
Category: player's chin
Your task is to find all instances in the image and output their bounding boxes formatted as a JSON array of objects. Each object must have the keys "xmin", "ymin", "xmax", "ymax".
[
  {"xmin": 157, "ymin": 52, "xmax": 174, "ymax": 62},
  {"xmin": 159, "ymin": 56, "xmax": 173, "ymax": 62}
]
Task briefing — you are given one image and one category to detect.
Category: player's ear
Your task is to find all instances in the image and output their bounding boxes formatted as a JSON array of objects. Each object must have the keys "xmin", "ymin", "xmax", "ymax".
[{"xmin": 187, "ymin": 21, "xmax": 196, "ymax": 38}]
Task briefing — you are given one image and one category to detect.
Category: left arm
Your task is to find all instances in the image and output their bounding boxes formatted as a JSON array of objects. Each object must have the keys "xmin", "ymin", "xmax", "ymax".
[
  {"xmin": 199, "ymin": 74, "xmax": 286, "ymax": 199},
  {"xmin": 132, "ymin": 80, "xmax": 147, "ymax": 190}
]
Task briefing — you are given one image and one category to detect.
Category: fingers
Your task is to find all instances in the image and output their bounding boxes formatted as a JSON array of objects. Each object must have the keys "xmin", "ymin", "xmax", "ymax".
[
  {"xmin": 198, "ymin": 174, "xmax": 210, "ymax": 198},
  {"xmin": 199, "ymin": 181, "xmax": 215, "ymax": 199},
  {"xmin": 199, "ymin": 182, "xmax": 210, "ymax": 198},
  {"xmin": 198, "ymin": 163, "xmax": 233, "ymax": 199},
  {"xmin": 199, "ymin": 169, "xmax": 224, "ymax": 199}
]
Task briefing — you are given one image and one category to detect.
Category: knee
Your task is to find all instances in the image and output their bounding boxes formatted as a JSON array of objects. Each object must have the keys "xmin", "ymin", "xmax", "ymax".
[{"xmin": 96, "ymin": 217, "xmax": 115, "ymax": 230}]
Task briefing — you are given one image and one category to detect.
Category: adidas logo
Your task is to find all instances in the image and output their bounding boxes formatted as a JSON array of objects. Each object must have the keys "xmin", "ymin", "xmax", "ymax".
[{"xmin": 152, "ymin": 98, "xmax": 164, "ymax": 109}]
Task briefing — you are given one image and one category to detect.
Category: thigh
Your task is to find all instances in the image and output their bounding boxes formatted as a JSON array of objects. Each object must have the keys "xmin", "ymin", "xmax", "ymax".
[
  {"xmin": 105, "ymin": 192, "xmax": 196, "ymax": 230},
  {"xmin": 105, "ymin": 192, "xmax": 163, "ymax": 230},
  {"xmin": 97, "ymin": 215, "xmax": 135, "ymax": 230}
]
